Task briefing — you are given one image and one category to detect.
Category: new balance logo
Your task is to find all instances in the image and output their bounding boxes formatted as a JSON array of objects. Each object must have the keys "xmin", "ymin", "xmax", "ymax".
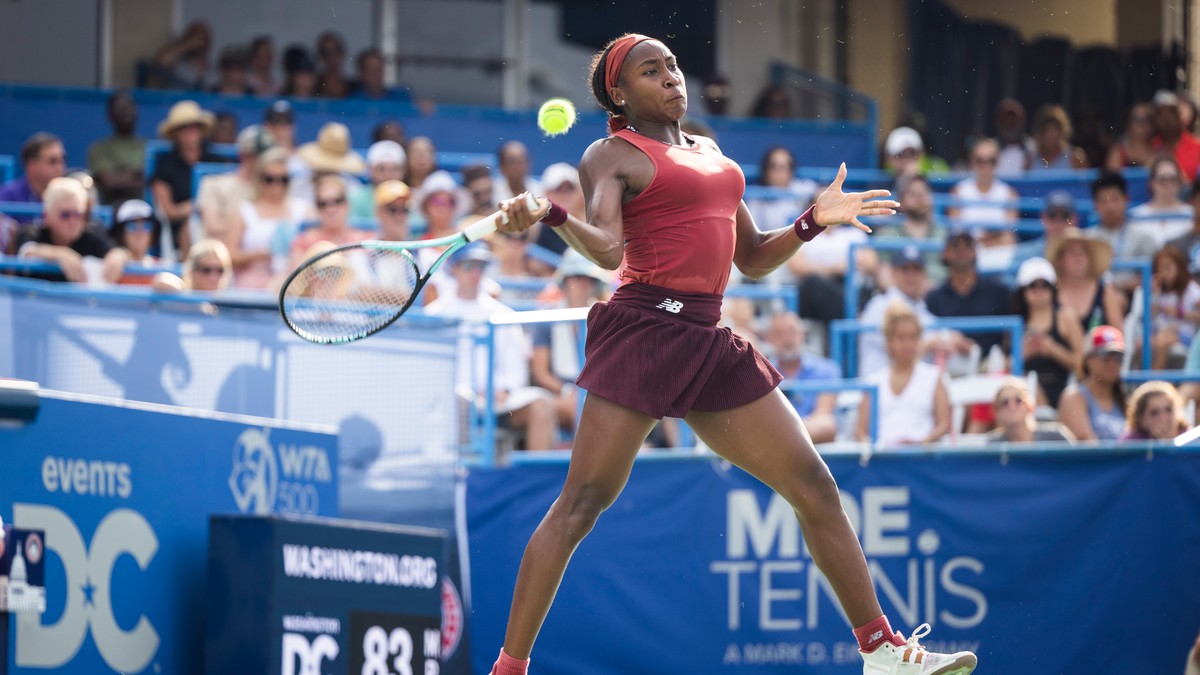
[
  {"xmin": 655, "ymin": 299, "xmax": 684, "ymax": 314},
  {"xmin": 869, "ymin": 630, "xmax": 884, "ymax": 643}
]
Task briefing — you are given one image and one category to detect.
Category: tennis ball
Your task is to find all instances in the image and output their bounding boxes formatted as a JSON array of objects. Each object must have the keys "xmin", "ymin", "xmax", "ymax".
[{"xmin": 537, "ymin": 98, "xmax": 577, "ymax": 137}]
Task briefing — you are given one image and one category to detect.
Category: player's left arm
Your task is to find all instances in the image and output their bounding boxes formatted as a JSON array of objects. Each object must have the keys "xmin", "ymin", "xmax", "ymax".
[{"xmin": 718, "ymin": 146, "xmax": 897, "ymax": 279}]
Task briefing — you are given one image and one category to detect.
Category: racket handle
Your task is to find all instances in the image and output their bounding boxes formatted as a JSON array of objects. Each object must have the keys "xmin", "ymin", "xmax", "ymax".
[{"xmin": 462, "ymin": 193, "xmax": 545, "ymax": 242}]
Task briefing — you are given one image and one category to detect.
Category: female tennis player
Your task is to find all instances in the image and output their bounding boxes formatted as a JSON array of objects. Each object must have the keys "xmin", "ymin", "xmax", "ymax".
[{"xmin": 489, "ymin": 34, "xmax": 978, "ymax": 675}]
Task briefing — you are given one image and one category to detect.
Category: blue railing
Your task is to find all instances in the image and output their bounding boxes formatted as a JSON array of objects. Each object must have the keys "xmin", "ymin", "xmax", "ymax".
[
  {"xmin": 843, "ymin": 238, "xmax": 1154, "ymax": 370},
  {"xmin": 0, "ymin": 155, "xmax": 13, "ymax": 184},
  {"xmin": 794, "ymin": 166, "xmax": 1150, "ymax": 202},
  {"xmin": 0, "ymin": 254, "xmax": 178, "ymax": 278},
  {"xmin": 1122, "ymin": 370, "xmax": 1200, "ymax": 385},
  {"xmin": 0, "ymin": 200, "xmax": 113, "ymax": 226},
  {"xmin": 830, "ymin": 315, "xmax": 1026, "ymax": 379}
]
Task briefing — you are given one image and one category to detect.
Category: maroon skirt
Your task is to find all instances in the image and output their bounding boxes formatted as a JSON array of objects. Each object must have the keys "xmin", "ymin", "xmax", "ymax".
[{"xmin": 575, "ymin": 282, "xmax": 783, "ymax": 419}]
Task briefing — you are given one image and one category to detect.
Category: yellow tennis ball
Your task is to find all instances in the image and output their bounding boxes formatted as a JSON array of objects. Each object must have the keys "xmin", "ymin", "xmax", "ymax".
[{"xmin": 537, "ymin": 98, "xmax": 577, "ymax": 137}]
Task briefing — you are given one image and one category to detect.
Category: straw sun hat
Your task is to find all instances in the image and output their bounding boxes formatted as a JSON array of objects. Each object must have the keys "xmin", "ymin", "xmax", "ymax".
[
  {"xmin": 157, "ymin": 100, "xmax": 215, "ymax": 138},
  {"xmin": 1046, "ymin": 227, "xmax": 1114, "ymax": 280},
  {"xmin": 297, "ymin": 122, "xmax": 366, "ymax": 174}
]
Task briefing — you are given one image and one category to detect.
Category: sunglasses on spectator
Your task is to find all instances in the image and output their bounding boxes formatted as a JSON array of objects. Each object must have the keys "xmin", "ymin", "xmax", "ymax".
[
  {"xmin": 1025, "ymin": 280, "xmax": 1054, "ymax": 290},
  {"xmin": 317, "ymin": 196, "xmax": 347, "ymax": 210},
  {"xmin": 1154, "ymin": 174, "xmax": 1180, "ymax": 183},
  {"xmin": 57, "ymin": 210, "xmax": 84, "ymax": 221},
  {"xmin": 261, "ymin": 174, "xmax": 290, "ymax": 185},
  {"xmin": 194, "ymin": 264, "xmax": 225, "ymax": 276},
  {"xmin": 994, "ymin": 396, "xmax": 1026, "ymax": 408},
  {"xmin": 383, "ymin": 204, "xmax": 408, "ymax": 216},
  {"xmin": 893, "ymin": 149, "xmax": 919, "ymax": 160},
  {"xmin": 426, "ymin": 194, "xmax": 455, "ymax": 208},
  {"xmin": 1045, "ymin": 210, "xmax": 1072, "ymax": 221},
  {"xmin": 124, "ymin": 219, "xmax": 155, "ymax": 233},
  {"xmin": 972, "ymin": 155, "xmax": 998, "ymax": 165}
]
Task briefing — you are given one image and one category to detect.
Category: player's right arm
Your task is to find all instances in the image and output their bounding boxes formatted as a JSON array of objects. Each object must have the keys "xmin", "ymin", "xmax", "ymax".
[
  {"xmin": 558, "ymin": 137, "xmax": 639, "ymax": 270},
  {"xmin": 497, "ymin": 136, "xmax": 644, "ymax": 270}
]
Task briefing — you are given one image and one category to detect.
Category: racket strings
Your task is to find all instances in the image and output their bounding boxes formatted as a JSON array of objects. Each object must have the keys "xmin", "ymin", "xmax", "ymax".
[{"xmin": 280, "ymin": 245, "xmax": 421, "ymax": 343}]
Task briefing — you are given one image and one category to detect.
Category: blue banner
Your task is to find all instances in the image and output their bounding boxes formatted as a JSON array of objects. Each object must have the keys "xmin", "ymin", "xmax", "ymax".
[
  {"xmin": 2, "ymin": 391, "xmax": 339, "ymax": 674},
  {"xmin": 467, "ymin": 451, "xmax": 1200, "ymax": 674}
]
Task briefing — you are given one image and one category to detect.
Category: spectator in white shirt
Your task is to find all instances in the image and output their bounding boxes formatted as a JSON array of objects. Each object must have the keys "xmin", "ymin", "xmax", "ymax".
[
  {"xmin": 426, "ymin": 243, "xmax": 556, "ymax": 452},
  {"xmin": 858, "ymin": 246, "xmax": 937, "ymax": 377},
  {"xmin": 1130, "ymin": 155, "xmax": 1194, "ymax": 246}
]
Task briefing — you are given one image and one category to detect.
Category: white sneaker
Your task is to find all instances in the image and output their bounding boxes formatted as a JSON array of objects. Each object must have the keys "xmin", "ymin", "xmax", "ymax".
[{"xmin": 860, "ymin": 624, "xmax": 977, "ymax": 675}]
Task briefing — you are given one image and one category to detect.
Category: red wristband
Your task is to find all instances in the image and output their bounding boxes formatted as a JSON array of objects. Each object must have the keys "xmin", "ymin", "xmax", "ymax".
[
  {"xmin": 793, "ymin": 206, "xmax": 826, "ymax": 242},
  {"xmin": 540, "ymin": 201, "xmax": 568, "ymax": 228}
]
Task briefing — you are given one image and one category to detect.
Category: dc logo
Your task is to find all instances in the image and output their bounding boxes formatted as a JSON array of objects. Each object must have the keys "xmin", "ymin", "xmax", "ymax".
[
  {"xmin": 282, "ymin": 632, "xmax": 340, "ymax": 675},
  {"xmin": 229, "ymin": 428, "xmax": 278, "ymax": 515},
  {"xmin": 13, "ymin": 503, "xmax": 159, "ymax": 672},
  {"xmin": 441, "ymin": 577, "xmax": 463, "ymax": 658},
  {"xmin": 655, "ymin": 299, "xmax": 684, "ymax": 314}
]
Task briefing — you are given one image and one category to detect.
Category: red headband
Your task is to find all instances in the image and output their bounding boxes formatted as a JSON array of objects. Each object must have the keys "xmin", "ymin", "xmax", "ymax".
[
  {"xmin": 604, "ymin": 34, "xmax": 652, "ymax": 92},
  {"xmin": 603, "ymin": 34, "xmax": 653, "ymax": 133}
]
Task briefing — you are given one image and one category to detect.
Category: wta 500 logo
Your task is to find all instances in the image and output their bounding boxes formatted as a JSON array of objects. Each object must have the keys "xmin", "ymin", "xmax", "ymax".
[{"xmin": 228, "ymin": 428, "xmax": 333, "ymax": 515}]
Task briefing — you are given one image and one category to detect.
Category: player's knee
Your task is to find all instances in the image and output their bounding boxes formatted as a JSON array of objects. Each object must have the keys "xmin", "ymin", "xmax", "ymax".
[
  {"xmin": 556, "ymin": 483, "xmax": 614, "ymax": 541},
  {"xmin": 785, "ymin": 462, "xmax": 841, "ymax": 515}
]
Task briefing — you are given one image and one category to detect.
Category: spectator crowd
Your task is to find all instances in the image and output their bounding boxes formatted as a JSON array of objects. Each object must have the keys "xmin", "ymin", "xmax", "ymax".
[{"xmin": 0, "ymin": 35, "xmax": 1196, "ymax": 453}]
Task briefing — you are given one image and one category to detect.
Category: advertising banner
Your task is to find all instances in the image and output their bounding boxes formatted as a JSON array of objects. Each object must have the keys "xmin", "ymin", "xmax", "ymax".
[
  {"xmin": 2, "ymin": 391, "xmax": 338, "ymax": 674},
  {"xmin": 467, "ymin": 451, "xmax": 1200, "ymax": 674},
  {"xmin": 206, "ymin": 515, "xmax": 445, "ymax": 675}
]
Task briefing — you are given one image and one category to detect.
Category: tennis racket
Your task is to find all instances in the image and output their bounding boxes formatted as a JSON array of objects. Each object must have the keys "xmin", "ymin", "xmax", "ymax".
[{"xmin": 279, "ymin": 192, "xmax": 540, "ymax": 344}]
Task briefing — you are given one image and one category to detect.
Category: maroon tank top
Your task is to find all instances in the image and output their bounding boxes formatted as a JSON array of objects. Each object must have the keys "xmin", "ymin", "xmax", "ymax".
[{"xmin": 614, "ymin": 128, "xmax": 746, "ymax": 295}]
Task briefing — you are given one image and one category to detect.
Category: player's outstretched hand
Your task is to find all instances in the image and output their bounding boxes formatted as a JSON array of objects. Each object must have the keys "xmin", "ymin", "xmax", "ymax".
[
  {"xmin": 812, "ymin": 162, "xmax": 899, "ymax": 233},
  {"xmin": 496, "ymin": 192, "xmax": 551, "ymax": 235}
]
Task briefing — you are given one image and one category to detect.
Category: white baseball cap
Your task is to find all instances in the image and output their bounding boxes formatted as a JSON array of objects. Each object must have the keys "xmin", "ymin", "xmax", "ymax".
[
  {"xmin": 1016, "ymin": 256, "xmax": 1057, "ymax": 287},
  {"xmin": 116, "ymin": 199, "xmax": 155, "ymax": 224},
  {"xmin": 541, "ymin": 162, "xmax": 580, "ymax": 191},
  {"xmin": 885, "ymin": 127, "xmax": 923, "ymax": 156},
  {"xmin": 367, "ymin": 140, "xmax": 406, "ymax": 167}
]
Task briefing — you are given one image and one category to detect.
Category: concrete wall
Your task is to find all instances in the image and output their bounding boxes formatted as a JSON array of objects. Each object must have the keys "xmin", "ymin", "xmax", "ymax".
[
  {"xmin": 941, "ymin": 0, "xmax": 1119, "ymax": 46},
  {"xmin": 112, "ymin": 0, "xmax": 174, "ymax": 88},
  {"xmin": 845, "ymin": 0, "xmax": 908, "ymax": 149},
  {"xmin": 0, "ymin": 0, "xmax": 98, "ymax": 86},
  {"xmin": 717, "ymin": 0, "xmax": 843, "ymax": 118}
]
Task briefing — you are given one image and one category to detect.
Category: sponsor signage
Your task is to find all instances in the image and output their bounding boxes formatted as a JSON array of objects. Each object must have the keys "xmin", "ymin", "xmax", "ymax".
[
  {"xmin": 2, "ymin": 391, "xmax": 337, "ymax": 674},
  {"xmin": 205, "ymin": 516, "xmax": 445, "ymax": 675},
  {"xmin": 467, "ymin": 452, "xmax": 1200, "ymax": 674}
]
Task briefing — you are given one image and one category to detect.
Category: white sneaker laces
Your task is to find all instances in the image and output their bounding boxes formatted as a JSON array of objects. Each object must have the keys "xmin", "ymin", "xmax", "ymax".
[{"xmin": 906, "ymin": 623, "xmax": 933, "ymax": 652}]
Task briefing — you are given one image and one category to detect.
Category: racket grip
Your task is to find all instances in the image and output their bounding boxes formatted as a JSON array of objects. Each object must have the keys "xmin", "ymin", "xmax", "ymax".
[{"xmin": 464, "ymin": 193, "xmax": 545, "ymax": 242}]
